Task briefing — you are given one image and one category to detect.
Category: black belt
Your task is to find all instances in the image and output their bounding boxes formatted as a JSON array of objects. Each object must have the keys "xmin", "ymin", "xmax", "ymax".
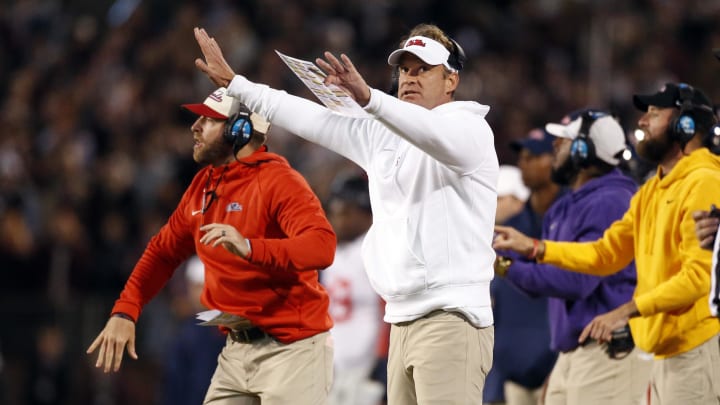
[{"xmin": 228, "ymin": 326, "xmax": 270, "ymax": 344}]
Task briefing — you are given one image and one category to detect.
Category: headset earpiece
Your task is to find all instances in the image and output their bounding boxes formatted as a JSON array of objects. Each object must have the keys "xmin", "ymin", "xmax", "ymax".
[
  {"xmin": 389, "ymin": 68, "xmax": 399, "ymax": 97},
  {"xmin": 570, "ymin": 111, "xmax": 602, "ymax": 168},
  {"xmin": 670, "ymin": 83, "xmax": 698, "ymax": 145},
  {"xmin": 447, "ymin": 37, "xmax": 466, "ymax": 72},
  {"xmin": 223, "ymin": 111, "xmax": 254, "ymax": 152}
]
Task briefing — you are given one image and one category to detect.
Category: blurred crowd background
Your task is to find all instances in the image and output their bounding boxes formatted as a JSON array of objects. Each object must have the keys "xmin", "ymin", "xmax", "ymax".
[{"xmin": 0, "ymin": 0, "xmax": 719, "ymax": 404}]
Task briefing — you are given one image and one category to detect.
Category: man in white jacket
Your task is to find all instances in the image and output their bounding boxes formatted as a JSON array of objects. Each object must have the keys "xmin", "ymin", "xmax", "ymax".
[{"xmin": 194, "ymin": 23, "xmax": 498, "ymax": 404}]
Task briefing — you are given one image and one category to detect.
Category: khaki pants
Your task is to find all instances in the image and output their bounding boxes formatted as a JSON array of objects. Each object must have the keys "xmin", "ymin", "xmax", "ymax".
[
  {"xmin": 650, "ymin": 333, "xmax": 720, "ymax": 405},
  {"xmin": 545, "ymin": 342, "xmax": 652, "ymax": 405},
  {"xmin": 387, "ymin": 311, "xmax": 493, "ymax": 404},
  {"xmin": 203, "ymin": 332, "xmax": 333, "ymax": 405}
]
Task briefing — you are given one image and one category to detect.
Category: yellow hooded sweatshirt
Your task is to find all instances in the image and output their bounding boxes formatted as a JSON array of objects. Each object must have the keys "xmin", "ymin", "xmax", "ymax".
[{"xmin": 541, "ymin": 148, "xmax": 720, "ymax": 358}]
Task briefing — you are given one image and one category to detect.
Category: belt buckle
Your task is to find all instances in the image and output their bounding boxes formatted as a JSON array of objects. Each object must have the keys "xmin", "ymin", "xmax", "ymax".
[{"xmin": 230, "ymin": 327, "xmax": 260, "ymax": 343}]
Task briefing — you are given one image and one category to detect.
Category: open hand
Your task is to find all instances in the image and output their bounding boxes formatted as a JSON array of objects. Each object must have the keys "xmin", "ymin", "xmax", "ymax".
[
  {"xmin": 86, "ymin": 316, "xmax": 137, "ymax": 373},
  {"xmin": 194, "ymin": 27, "xmax": 236, "ymax": 88},
  {"xmin": 315, "ymin": 52, "xmax": 371, "ymax": 106}
]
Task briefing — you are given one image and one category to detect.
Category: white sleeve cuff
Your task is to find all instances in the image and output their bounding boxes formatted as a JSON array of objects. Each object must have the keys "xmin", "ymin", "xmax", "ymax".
[
  {"xmin": 227, "ymin": 75, "xmax": 251, "ymax": 96},
  {"xmin": 363, "ymin": 88, "xmax": 384, "ymax": 115}
]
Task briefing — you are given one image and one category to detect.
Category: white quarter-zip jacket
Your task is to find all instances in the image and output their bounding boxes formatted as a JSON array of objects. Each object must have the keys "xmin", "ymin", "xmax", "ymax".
[{"xmin": 228, "ymin": 76, "xmax": 498, "ymax": 327}]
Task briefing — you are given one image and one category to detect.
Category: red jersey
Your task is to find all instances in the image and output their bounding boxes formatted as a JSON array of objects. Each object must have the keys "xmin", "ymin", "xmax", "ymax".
[{"xmin": 112, "ymin": 147, "xmax": 336, "ymax": 343}]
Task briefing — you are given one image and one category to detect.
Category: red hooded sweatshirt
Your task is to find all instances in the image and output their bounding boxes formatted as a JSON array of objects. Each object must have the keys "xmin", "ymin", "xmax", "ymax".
[{"xmin": 112, "ymin": 147, "xmax": 336, "ymax": 343}]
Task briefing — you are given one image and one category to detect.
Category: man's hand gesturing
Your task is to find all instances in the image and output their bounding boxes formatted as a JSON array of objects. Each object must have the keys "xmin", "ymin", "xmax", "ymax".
[
  {"xmin": 315, "ymin": 52, "xmax": 372, "ymax": 107},
  {"xmin": 194, "ymin": 27, "xmax": 236, "ymax": 88}
]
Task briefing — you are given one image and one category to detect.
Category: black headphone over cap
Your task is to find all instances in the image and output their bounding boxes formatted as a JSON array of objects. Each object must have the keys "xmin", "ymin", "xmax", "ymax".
[
  {"xmin": 570, "ymin": 110, "xmax": 606, "ymax": 168},
  {"xmin": 669, "ymin": 83, "xmax": 703, "ymax": 145},
  {"xmin": 447, "ymin": 37, "xmax": 466, "ymax": 72},
  {"xmin": 223, "ymin": 111, "xmax": 254, "ymax": 153}
]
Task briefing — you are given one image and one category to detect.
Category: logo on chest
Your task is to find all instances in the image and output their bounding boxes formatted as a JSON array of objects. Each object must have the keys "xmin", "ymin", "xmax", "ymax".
[{"xmin": 226, "ymin": 202, "xmax": 243, "ymax": 212}]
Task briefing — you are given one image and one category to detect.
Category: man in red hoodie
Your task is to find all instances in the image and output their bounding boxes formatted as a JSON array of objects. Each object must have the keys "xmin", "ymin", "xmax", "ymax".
[{"xmin": 87, "ymin": 87, "xmax": 337, "ymax": 404}]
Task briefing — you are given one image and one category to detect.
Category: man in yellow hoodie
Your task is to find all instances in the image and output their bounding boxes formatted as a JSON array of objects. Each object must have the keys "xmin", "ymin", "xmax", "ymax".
[{"xmin": 494, "ymin": 82, "xmax": 720, "ymax": 404}]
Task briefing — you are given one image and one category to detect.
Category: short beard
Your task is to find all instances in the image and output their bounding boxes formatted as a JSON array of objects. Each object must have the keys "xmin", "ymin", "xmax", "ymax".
[
  {"xmin": 637, "ymin": 130, "xmax": 674, "ymax": 164},
  {"xmin": 551, "ymin": 155, "xmax": 577, "ymax": 186},
  {"xmin": 194, "ymin": 137, "xmax": 234, "ymax": 166}
]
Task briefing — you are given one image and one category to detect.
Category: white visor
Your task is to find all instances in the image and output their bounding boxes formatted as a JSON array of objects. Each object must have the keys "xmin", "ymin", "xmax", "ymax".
[
  {"xmin": 387, "ymin": 36, "xmax": 454, "ymax": 71},
  {"xmin": 545, "ymin": 114, "xmax": 627, "ymax": 166}
]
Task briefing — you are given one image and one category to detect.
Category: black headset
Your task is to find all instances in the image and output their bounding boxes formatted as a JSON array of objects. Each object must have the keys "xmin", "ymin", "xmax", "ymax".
[
  {"xmin": 570, "ymin": 110, "xmax": 605, "ymax": 168},
  {"xmin": 223, "ymin": 111, "xmax": 254, "ymax": 153},
  {"xmin": 447, "ymin": 37, "xmax": 466, "ymax": 72},
  {"xmin": 669, "ymin": 83, "xmax": 702, "ymax": 145}
]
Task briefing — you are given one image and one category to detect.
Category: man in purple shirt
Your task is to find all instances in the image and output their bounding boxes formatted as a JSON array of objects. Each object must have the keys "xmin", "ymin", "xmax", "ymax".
[{"xmin": 493, "ymin": 109, "xmax": 652, "ymax": 405}]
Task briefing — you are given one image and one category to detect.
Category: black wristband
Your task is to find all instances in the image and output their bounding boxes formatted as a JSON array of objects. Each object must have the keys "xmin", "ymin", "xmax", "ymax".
[{"xmin": 112, "ymin": 312, "xmax": 135, "ymax": 323}]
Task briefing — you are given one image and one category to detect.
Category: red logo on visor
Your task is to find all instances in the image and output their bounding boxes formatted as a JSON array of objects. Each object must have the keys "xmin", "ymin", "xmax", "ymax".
[
  {"xmin": 209, "ymin": 89, "xmax": 224, "ymax": 102},
  {"xmin": 406, "ymin": 39, "xmax": 426, "ymax": 48}
]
